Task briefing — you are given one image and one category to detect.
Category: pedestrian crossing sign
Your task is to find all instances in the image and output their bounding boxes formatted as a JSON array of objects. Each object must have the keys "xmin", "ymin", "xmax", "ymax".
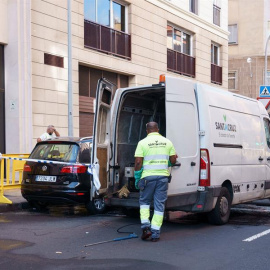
[{"xmin": 260, "ymin": 86, "xmax": 270, "ymax": 97}]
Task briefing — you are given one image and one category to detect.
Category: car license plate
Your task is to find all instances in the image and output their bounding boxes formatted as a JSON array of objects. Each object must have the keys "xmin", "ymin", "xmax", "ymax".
[{"xmin": 36, "ymin": 175, "xmax": 57, "ymax": 182}]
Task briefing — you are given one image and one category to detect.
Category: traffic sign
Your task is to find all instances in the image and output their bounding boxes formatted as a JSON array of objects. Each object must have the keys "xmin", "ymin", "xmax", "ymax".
[{"xmin": 259, "ymin": 86, "xmax": 270, "ymax": 97}]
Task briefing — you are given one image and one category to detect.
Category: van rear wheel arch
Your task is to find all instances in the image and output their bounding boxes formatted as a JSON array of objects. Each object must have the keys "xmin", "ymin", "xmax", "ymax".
[
  {"xmin": 207, "ymin": 186, "xmax": 231, "ymax": 225},
  {"xmin": 222, "ymin": 180, "xmax": 233, "ymax": 203}
]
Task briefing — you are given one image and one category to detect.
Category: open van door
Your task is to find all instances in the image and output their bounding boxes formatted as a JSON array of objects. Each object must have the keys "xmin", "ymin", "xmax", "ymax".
[
  {"xmin": 91, "ymin": 78, "xmax": 114, "ymax": 199},
  {"xmin": 165, "ymin": 76, "xmax": 200, "ymax": 197}
]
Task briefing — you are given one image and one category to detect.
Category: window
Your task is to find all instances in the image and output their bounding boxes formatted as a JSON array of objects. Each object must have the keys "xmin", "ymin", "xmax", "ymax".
[
  {"xmin": 228, "ymin": 71, "xmax": 237, "ymax": 90},
  {"xmin": 264, "ymin": 118, "xmax": 270, "ymax": 148},
  {"xmin": 228, "ymin": 24, "xmax": 238, "ymax": 44},
  {"xmin": 84, "ymin": 0, "xmax": 130, "ymax": 59},
  {"xmin": 84, "ymin": 0, "xmax": 127, "ymax": 32},
  {"xmin": 167, "ymin": 25, "xmax": 192, "ymax": 56},
  {"xmin": 211, "ymin": 43, "xmax": 219, "ymax": 65},
  {"xmin": 167, "ymin": 25, "xmax": 195, "ymax": 77},
  {"xmin": 31, "ymin": 144, "xmax": 79, "ymax": 163},
  {"xmin": 213, "ymin": 0, "xmax": 221, "ymax": 26},
  {"xmin": 189, "ymin": 0, "xmax": 198, "ymax": 15},
  {"xmin": 211, "ymin": 43, "xmax": 222, "ymax": 85}
]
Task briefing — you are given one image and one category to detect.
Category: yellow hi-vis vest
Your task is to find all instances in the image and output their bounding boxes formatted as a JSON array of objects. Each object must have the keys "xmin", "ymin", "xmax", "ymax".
[{"xmin": 134, "ymin": 132, "xmax": 176, "ymax": 178}]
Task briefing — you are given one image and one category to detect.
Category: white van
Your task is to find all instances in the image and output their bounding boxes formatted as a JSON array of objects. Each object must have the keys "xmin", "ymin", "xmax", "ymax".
[{"xmin": 90, "ymin": 75, "xmax": 270, "ymax": 225}]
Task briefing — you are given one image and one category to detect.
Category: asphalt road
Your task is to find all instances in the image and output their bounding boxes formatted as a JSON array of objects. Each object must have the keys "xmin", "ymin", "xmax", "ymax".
[{"xmin": 1, "ymin": 204, "xmax": 270, "ymax": 270}]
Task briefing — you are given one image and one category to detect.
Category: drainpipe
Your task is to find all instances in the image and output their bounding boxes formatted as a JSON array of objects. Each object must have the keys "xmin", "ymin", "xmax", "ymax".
[
  {"xmin": 68, "ymin": 0, "xmax": 73, "ymax": 136},
  {"xmin": 264, "ymin": 35, "xmax": 270, "ymax": 85}
]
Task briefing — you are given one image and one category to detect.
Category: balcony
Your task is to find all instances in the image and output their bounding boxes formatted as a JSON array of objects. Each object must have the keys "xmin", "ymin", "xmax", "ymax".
[
  {"xmin": 167, "ymin": 49, "xmax": 195, "ymax": 78},
  {"xmin": 211, "ymin": 64, "xmax": 222, "ymax": 85},
  {"xmin": 84, "ymin": 20, "xmax": 131, "ymax": 60}
]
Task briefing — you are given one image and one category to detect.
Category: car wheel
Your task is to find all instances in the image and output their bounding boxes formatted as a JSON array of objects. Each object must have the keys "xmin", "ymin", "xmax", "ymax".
[
  {"xmin": 86, "ymin": 197, "xmax": 106, "ymax": 215},
  {"xmin": 207, "ymin": 187, "xmax": 231, "ymax": 225}
]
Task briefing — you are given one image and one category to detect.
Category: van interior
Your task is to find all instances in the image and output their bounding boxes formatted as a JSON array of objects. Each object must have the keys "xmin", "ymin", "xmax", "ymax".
[{"xmin": 115, "ymin": 87, "xmax": 166, "ymax": 191}]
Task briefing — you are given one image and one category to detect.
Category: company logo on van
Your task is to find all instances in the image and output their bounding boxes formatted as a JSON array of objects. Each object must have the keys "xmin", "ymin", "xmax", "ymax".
[{"xmin": 215, "ymin": 115, "xmax": 237, "ymax": 132}]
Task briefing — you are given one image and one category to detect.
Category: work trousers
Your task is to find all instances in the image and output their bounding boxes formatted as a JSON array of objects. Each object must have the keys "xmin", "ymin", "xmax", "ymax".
[{"xmin": 138, "ymin": 175, "xmax": 169, "ymax": 239}]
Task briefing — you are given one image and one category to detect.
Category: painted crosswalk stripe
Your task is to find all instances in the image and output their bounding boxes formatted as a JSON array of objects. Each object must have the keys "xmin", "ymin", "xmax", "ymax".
[{"xmin": 243, "ymin": 229, "xmax": 270, "ymax": 242}]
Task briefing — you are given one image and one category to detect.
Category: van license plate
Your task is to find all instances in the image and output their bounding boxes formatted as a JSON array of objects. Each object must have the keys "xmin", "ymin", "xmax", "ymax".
[{"xmin": 36, "ymin": 175, "xmax": 57, "ymax": 182}]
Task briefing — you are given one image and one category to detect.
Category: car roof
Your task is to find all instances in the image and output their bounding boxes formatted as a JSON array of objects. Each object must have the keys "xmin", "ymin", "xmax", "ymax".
[{"xmin": 38, "ymin": 136, "xmax": 93, "ymax": 143}]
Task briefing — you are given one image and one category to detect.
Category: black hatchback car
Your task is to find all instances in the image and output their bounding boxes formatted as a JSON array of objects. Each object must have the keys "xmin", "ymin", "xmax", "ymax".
[{"xmin": 21, "ymin": 137, "xmax": 105, "ymax": 214}]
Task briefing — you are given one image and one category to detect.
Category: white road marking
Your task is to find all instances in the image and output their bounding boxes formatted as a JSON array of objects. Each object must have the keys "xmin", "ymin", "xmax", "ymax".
[{"xmin": 243, "ymin": 229, "xmax": 270, "ymax": 242}]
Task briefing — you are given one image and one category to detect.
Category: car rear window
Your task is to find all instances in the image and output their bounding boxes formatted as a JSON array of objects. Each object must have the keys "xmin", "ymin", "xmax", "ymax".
[{"xmin": 30, "ymin": 143, "xmax": 79, "ymax": 163}]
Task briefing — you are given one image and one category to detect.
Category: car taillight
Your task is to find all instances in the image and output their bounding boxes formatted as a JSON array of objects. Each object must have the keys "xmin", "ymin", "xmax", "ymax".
[
  {"xmin": 199, "ymin": 149, "xmax": 210, "ymax": 186},
  {"xmin": 61, "ymin": 165, "xmax": 87, "ymax": 174},
  {"xmin": 73, "ymin": 165, "xmax": 87, "ymax": 174},
  {"xmin": 61, "ymin": 166, "xmax": 73, "ymax": 173},
  {"xmin": 23, "ymin": 164, "xmax": 31, "ymax": 172}
]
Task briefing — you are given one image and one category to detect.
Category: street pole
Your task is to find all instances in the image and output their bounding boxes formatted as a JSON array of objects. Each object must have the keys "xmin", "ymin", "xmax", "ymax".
[
  {"xmin": 264, "ymin": 34, "xmax": 270, "ymax": 86},
  {"xmin": 68, "ymin": 0, "xmax": 73, "ymax": 136}
]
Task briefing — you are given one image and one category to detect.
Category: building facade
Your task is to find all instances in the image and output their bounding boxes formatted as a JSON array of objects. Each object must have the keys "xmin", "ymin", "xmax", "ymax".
[
  {"xmin": 0, "ymin": 0, "xmax": 228, "ymax": 154},
  {"xmin": 228, "ymin": 0, "xmax": 270, "ymax": 99}
]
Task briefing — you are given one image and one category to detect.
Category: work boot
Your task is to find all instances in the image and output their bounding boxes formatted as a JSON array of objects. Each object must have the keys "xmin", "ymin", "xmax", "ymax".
[{"xmin": 141, "ymin": 227, "xmax": 152, "ymax": 240}]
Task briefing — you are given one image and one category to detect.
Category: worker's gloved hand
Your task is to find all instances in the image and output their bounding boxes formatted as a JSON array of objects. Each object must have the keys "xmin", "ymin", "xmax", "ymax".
[
  {"xmin": 168, "ymin": 160, "xmax": 173, "ymax": 167},
  {"xmin": 134, "ymin": 168, "xmax": 143, "ymax": 189}
]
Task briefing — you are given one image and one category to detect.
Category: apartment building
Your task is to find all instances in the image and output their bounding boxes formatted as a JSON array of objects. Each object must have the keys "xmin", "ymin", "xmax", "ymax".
[
  {"xmin": 228, "ymin": 0, "xmax": 270, "ymax": 99},
  {"xmin": 0, "ymin": 0, "xmax": 229, "ymax": 154}
]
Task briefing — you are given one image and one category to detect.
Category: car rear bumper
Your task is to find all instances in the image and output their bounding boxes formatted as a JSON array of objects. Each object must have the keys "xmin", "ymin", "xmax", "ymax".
[{"xmin": 21, "ymin": 184, "xmax": 90, "ymax": 204}]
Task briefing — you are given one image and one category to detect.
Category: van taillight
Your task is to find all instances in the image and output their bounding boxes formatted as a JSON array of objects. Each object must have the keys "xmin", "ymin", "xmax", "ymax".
[
  {"xmin": 61, "ymin": 165, "xmax": 87, "ymax": 174},
  {"xmin": 199, "ymin": 149, "xmax": 210, "ymax": 186},
  {"xmin": 23, "ymin": 164, "xmax": 31, "ymax": 172}
]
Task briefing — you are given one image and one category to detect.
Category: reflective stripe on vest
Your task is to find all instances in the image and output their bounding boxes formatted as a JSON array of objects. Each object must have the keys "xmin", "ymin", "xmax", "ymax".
[
  {"xmin": 144, "ymin": 154, "xmax": 169, "ymax": 161},
  {"xmin": 143, "ymin": 164, "xmax": 168, "ymax": 170}
]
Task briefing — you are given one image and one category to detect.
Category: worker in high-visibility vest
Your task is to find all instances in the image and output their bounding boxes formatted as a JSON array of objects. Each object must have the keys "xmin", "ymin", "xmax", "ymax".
[{"xmin": 134, "ymin": 122, "xmax": 177, "ymax": 242}]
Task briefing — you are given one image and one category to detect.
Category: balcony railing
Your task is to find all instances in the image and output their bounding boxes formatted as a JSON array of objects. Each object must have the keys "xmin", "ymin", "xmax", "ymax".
[
  {"xmin": 84, "ymin": 20, "xmax": 131, "ymax": 60},
  {"xmin": 211, "ymin": 64, "xmax": 222, "ymax": 85},
  {"xmin": 167, "ymin": 49, "xmax": 196, "ymax": 78}
]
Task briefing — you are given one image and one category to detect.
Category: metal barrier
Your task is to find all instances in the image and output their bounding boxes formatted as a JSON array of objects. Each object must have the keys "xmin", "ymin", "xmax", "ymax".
[{"xmin": 0, "ymin": 154, "xmax": 29, "ymax": 204}]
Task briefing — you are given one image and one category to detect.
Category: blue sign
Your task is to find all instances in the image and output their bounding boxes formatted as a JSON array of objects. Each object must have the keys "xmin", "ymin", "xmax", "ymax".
[{"xmin": 260, "ymin": 86, "xmax": 270, "ymax": 97}]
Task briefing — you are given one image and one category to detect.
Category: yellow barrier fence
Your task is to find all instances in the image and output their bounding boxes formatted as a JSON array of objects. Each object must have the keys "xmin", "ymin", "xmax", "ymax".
[{"xmin": 0, "ymin": 154, "xmax": 29, "ymax": 204}]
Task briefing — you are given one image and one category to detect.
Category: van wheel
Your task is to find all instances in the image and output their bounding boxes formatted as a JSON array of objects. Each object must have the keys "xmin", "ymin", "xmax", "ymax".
[
  {"xmin": 207, "ymin": 187, "xmax": 231, "ymax": 225},
  {"xmin": 86, "ymin": 197, "xmax": 106, "ymax": 215}
]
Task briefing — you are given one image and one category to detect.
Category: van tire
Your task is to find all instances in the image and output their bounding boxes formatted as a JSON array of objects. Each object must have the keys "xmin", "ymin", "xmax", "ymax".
[
  {"xmin": 86, "ymin": 197, "xmax": 106, "ymax": 215},
  {"xmin": 207, "ymin": 187, "xmax": 231, "ymax": 225}
]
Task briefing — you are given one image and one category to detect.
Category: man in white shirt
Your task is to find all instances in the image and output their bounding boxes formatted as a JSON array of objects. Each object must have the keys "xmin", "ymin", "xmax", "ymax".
[{"xmin": 37, "ymin": 125, "xmax": 60, "ymax": 142}]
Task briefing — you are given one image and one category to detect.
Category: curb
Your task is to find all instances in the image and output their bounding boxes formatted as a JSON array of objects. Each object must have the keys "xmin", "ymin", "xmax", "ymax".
[{"xmin": 0, "ymin": 201, "xmax": 30, "ymax": 213}]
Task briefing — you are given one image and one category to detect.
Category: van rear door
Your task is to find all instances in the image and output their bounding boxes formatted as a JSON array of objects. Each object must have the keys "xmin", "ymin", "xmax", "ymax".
[
  {"xmin": 165, "ymin": 76, "xmax": 200, "ymax": 196},
  {"xmin": 91, "ymin": 78, "xmax": 114, "ymax": 197}
]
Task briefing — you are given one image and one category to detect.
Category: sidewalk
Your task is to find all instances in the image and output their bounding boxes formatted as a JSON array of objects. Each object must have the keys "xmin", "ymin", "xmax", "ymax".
[{"xmin": 0, "ymin": 189, "xmax": 29, "ymax": 213}]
